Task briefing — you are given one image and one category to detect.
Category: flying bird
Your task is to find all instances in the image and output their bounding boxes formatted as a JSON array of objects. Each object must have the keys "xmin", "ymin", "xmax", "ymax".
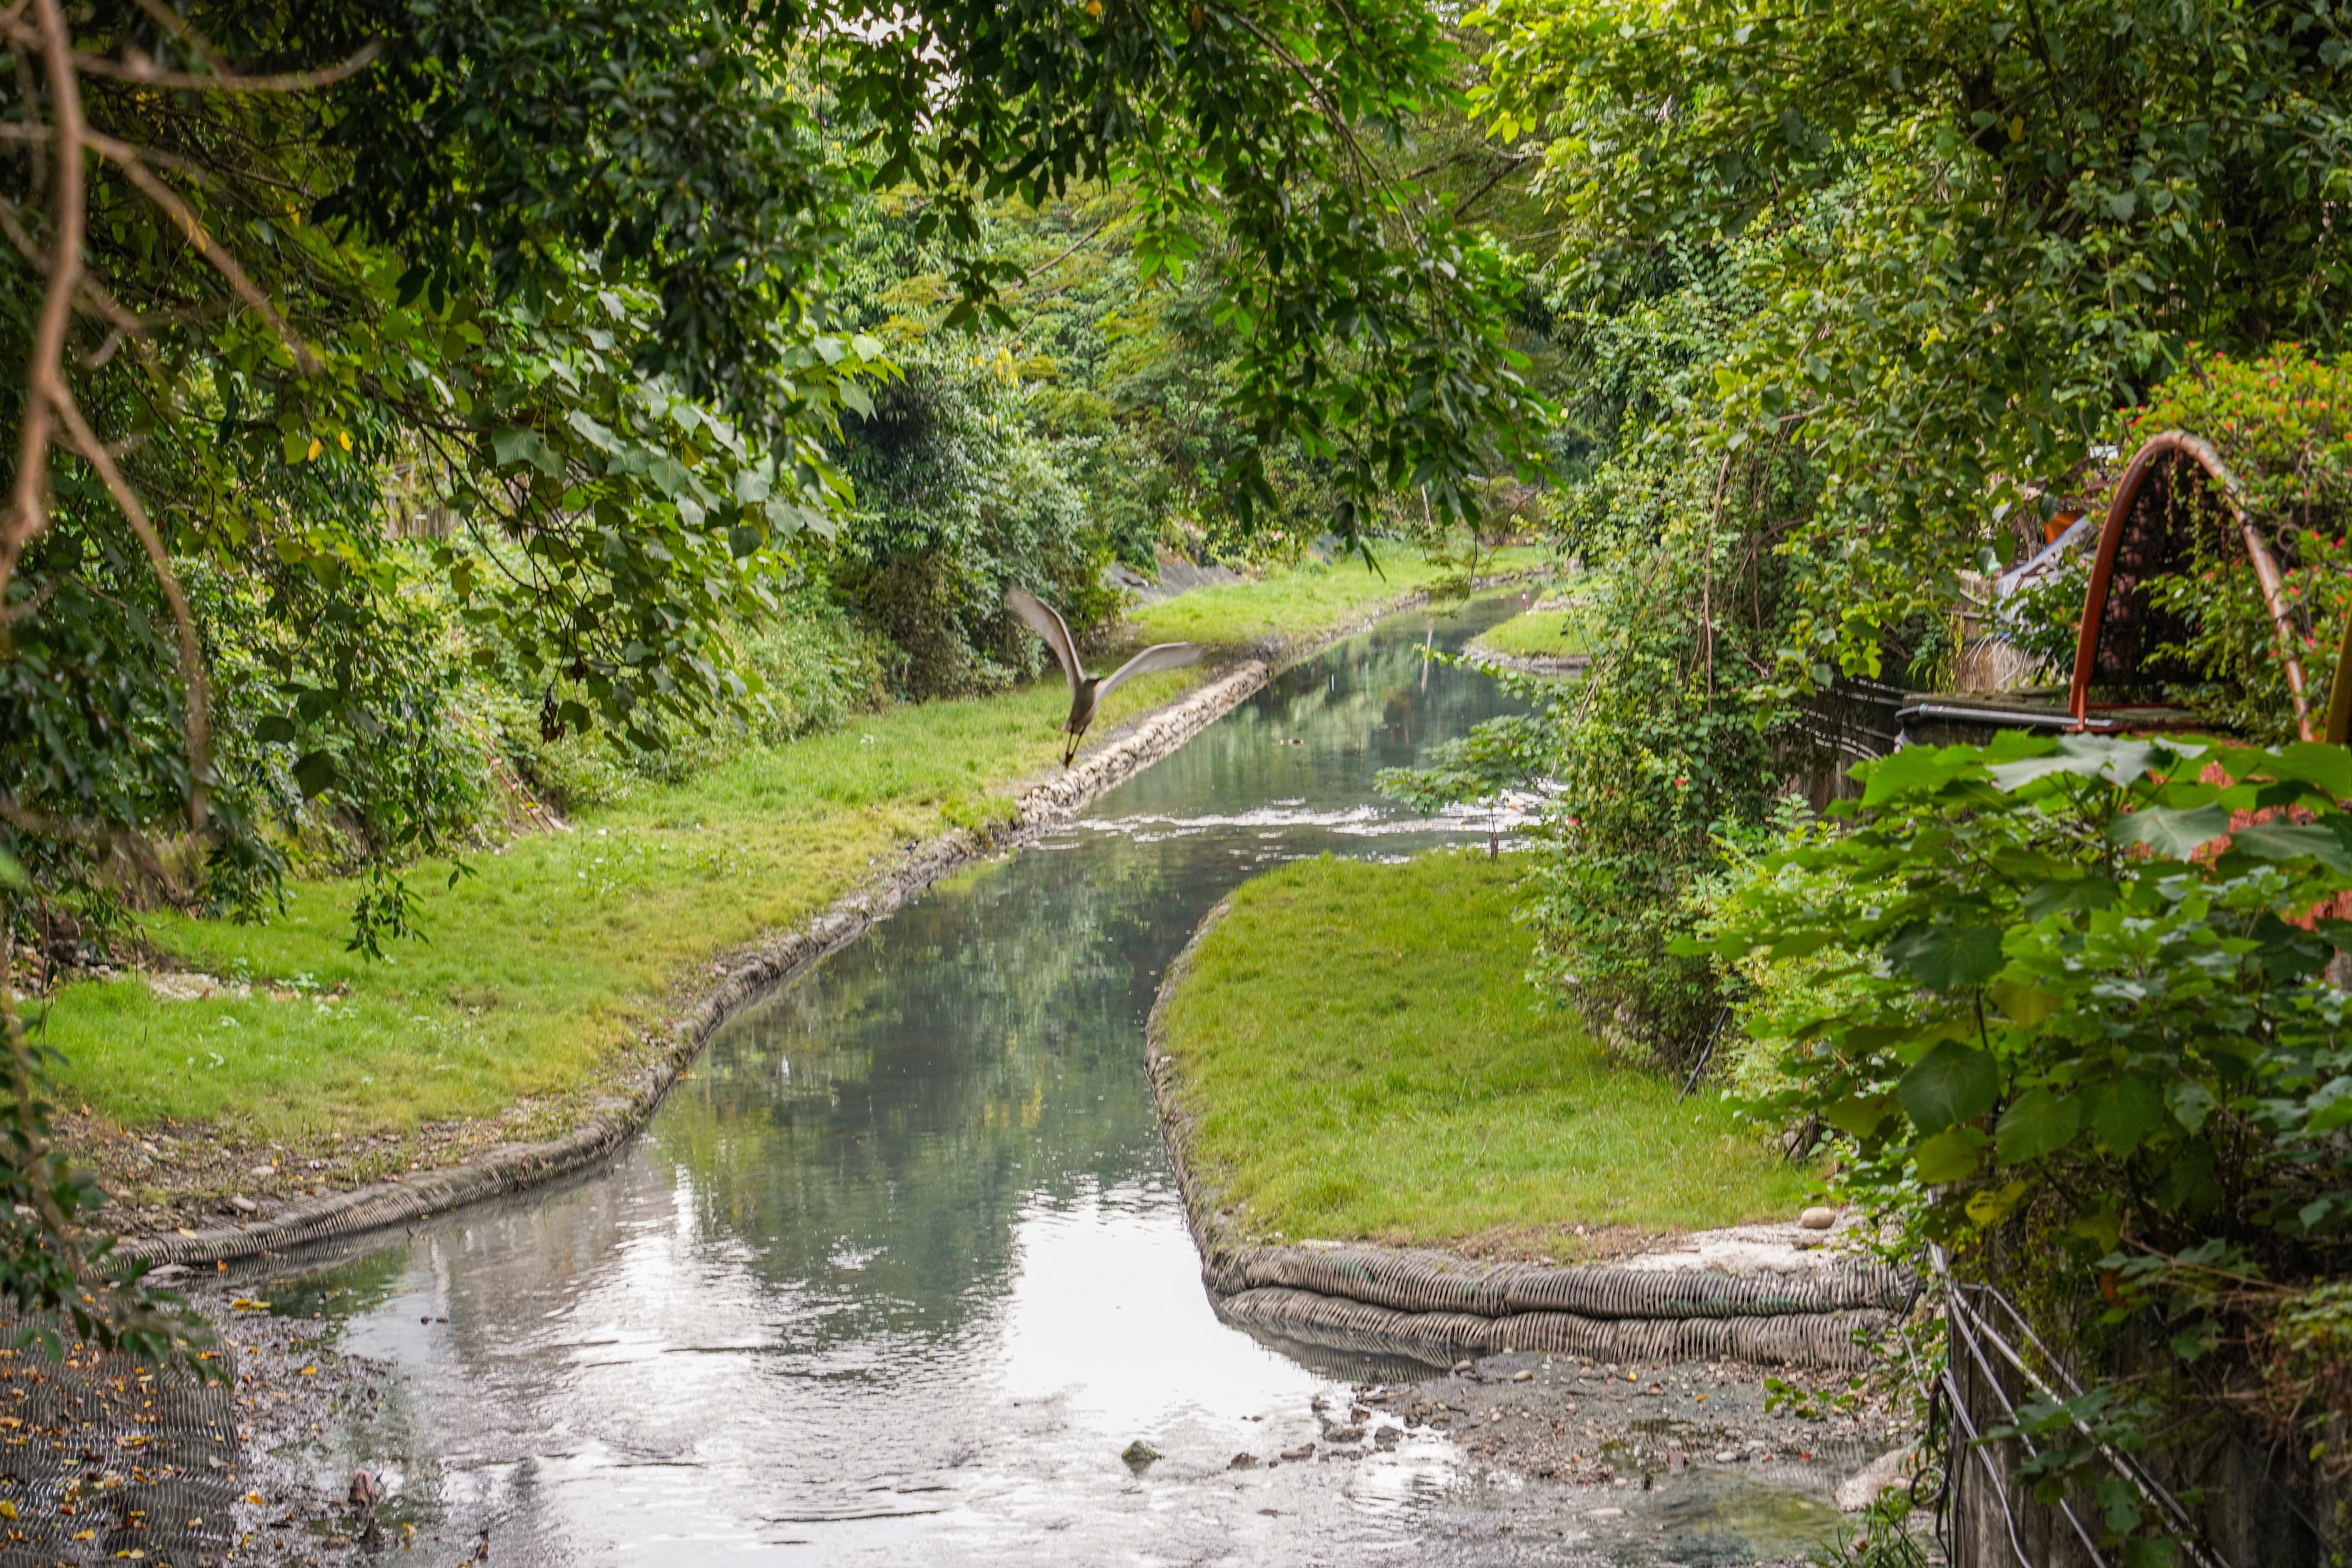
[{"xmin": 1006, "ymin": 587, "xmax": 1201, "ymax": 765}]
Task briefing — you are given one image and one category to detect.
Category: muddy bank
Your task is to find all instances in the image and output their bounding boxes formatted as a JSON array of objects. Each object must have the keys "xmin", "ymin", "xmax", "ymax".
[{"xmin": 1232, "ymin": 1344, "xmax": 1911, "ymax": 1561}]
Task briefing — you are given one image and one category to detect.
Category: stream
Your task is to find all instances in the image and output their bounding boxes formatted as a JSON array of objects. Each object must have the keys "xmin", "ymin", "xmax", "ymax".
[{"xmin": 243, "ymin": 597, "xmax": 1851, "ymax": 1566}]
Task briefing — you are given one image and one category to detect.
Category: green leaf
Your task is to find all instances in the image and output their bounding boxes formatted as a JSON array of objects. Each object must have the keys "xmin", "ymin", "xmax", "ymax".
[
  {"xmin": 2167, "ymin": 1080, "xmax": 2217, "ymax": 1133},
  {"xmin": 2106, "ymin": 804, "xmax": 2230, "ymax": 859},
  {"xmin": 1911, "ymin": 1128, "xmax": 1983, "ymax": 1183},
  {"xmin": 0, "ymin": 849, "xmax": 25, "ymax": 891},
  {"xmin": 254, "ymin": 714, "xmax": 299, "ymax": 746},
  {"xmin": 1886, "ymin": 923, "xmax": 2004, "ymax": 990},
  {"xmin": 1990, "ymin": 979, "xmax": 2060, "ymax": 1024},
  {"xmin": 1858, "ymin": 744, "xmax": 1977, "ymax": 805},
  {"xmin": 491, "ymin": 426, "xmax": 563, "ymax": 477},
  {"xmin": 1987, "ymin": 735, "xmax": 2156, "ymax": 790},
  {"xmin": 2155, "ymin": 1140, "xmax": 2217, "ymax": 1212},
  {"xmin": 1899, "ymin": 1041, "xmax": 2000, "ymax": 1132},
  {"xmin": 2229, "ymin": 821, "xmax": 2351, "ymax": 874},
  {"xmin": 2089, "ymin": 1075, "xmax": 2170, "ymax": 1154},
  {"xmin": 2265, "ymin": 741, "xmax": 2352, "ymax": 798},
  {"xmin": 292, "ymin": 750, "xmax": 339, "ymax": 799},
  {"xmin": 1996, "ymin": 1089, "xmax": 2081, "ymax": 1162},
  {"xmin": 1822, "ymin": 1095, "xmax": 1893, "ymax": 1137}
]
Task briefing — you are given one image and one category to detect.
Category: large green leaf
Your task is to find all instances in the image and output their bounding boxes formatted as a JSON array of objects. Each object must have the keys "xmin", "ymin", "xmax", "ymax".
[
  {"xmin": 1897, "ymin": 1041, "xmax": 2000, "ymax": 1133},
  {"xmin": 1911, "ymin": 1129, "xmax": 1983, "ymax": 1183},
  {"xmin": 1822, "ymin": 1095, "xmax": 1894, "ymax": 1138},
  {"xmin": 1859, "ymin": 745, "xmax": 1978, "ymax": 806},
  {"xmin": 2106, "ymin": 804, "xmax": 2231, "ymax": 859},
  {"xmin": 1987, "ymin": 736, "xmax": 2158, "ymax": 791},
  {"xmin": 2229, "ymin": 821, "xmax": 2352, "ymax": 875},
  {"xmin": 1995, "ymin": 1089, "xmax": 2081, "ymax": 1163},
  {"xmin": 2088, "ymin": 1076, "xmax": 2171, "ymax": 1155},
  {"xmin": 1885, "ymin": 923, "xmax": 2003, "ymax": 990}
]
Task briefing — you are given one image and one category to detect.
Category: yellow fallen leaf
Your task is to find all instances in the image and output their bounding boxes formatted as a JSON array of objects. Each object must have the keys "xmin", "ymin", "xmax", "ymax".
[
  {"xmin": 242, "ymin": 1493, "xmax": 264, "ymax": 1505},
  {"xmin": 298, "ymin": 1367, "xmax": 316, "ymax": 1377},
  {"xmin": 71, "ymin": 1530, "xmax": 93, "ymax": 1542},
  {"xmin": 0, "ymin": 1500, "xmax": 18, "ymax": 1518},
  {"xmin": 176, "ymin": 1229, "xmax": 197, "ymax": 1239}
]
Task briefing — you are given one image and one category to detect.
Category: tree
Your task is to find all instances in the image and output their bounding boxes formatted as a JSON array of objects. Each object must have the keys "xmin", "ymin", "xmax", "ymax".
[{"xmin": 0, "ymin": 0, "xmax": 1547, "ymax": 1355}]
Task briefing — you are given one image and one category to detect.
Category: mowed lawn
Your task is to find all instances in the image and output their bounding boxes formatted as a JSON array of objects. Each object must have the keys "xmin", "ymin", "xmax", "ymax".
[
  {"xmin": 46, "ymin": 669, "xmax": 1196, "ymax": 1145},
  {"xmin": 1124, "ymin": 544, "xmax": 1548, "ymax": 649},
  {"xmin": 1155, "ymin": 852, "xmax": 1812, "ymax": 1247},
  {"xmin": 1472, "ymin": 599, "xmax": 1586, "ymax": 659}
]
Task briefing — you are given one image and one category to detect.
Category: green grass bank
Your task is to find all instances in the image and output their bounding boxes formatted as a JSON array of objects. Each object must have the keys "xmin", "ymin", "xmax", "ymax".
[
  {"xmin": 1469, "ymin": 599, "xmax": 1585, "ymax": 661},
  {"xmin": 1124, "ymin": 544, "xmax": 1546, "ymax": 650},
  {"xmin": 1154, "ymin": 852, "xmax": 1814, "ymax": 1254},
  {"xmin": 47, "ymin": 551, "xmax": 1539, "ymax": 1222}
]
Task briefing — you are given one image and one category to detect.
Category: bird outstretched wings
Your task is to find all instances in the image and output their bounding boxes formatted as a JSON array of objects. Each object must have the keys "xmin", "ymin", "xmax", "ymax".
[
  {"xmin": 1005, "ymin": 587, "xmax": 1080, "ymax": 694},
  {"xmin": 1097, "ymin": 641, "xmax": 1202, "ymax": 698}
]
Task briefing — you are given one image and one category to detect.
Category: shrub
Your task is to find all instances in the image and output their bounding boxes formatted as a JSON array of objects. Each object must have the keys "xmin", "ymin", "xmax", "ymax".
[{"xmin": 1700, "ymin": 732, "xmax": 2352, "ymax": 1557}]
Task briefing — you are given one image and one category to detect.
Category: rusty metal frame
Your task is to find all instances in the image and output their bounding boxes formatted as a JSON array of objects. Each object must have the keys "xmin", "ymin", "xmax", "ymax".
[{"xmin": 2067, "ymin": 430, "xmax": 2314, "ymax": 740}]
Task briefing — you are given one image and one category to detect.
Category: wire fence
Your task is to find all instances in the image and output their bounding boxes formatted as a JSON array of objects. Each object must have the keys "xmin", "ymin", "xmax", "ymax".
[{"xmin": 1912, "ymin": 1248, "xmax": 2331, "ymax": 1568}]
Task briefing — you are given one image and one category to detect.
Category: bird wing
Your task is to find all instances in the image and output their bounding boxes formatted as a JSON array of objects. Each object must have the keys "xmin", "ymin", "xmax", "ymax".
[
  {"xmin": 1005, "ymin": 587, "xmax": 1082, "ymax": 695},
  {"xmin": 1095, "ymin": 641, "xmax": 1202, "ymax": 700}
]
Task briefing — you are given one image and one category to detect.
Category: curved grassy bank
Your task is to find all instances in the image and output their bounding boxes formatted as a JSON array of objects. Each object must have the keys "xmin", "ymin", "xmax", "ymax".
[
  {"xmin": 1154, "ymin": 851, "xmax": 1812, "ymax": 1254},
  {"xmin": 1468, "ymin": 599, "xmax": 1584, "ymax": 663}
]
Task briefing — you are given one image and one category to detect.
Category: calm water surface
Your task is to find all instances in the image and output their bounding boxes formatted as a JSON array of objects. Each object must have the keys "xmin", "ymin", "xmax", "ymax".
[{"xmin": 256, "ymin": 599, "xmax": 1843, "ymax": 1566}]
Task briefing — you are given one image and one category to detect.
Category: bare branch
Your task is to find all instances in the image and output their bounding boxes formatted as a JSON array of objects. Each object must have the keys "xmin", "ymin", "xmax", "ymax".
[
  {"xmin": 0, "ymin": 16, "xmax": 381, "ymax": 93},
  {"xmin": 0, "ymin": 0, "xmax": 84, "ymax": 606},
  {"xmin": 64, "ymin": 39, "xmax": 381, "ymax": 94}
]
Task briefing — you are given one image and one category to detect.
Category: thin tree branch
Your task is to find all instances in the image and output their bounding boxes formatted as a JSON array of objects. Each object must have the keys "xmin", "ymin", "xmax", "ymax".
[
  {"xmin": 0, "ymin": 0, "xmax": 82, "ymax": 608},
  {"xmin": 84, "ymin": 131, "xmax": 318, "ymax": 372}
]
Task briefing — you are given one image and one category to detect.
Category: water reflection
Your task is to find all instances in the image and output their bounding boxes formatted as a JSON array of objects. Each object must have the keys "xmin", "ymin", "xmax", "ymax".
[{"xmin": 258, "ymin": 598, "xmax": 1845, "ymax": 1565}]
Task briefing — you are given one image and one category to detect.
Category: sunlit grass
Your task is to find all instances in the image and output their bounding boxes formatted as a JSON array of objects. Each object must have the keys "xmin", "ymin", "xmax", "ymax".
[
  {"xmin": 46, "ymin": 670, "xmax": 1196, "ymax": 1143},
  {"xmin": 1156, "ymin": 851, "xmax": 1814, "ymax": 1246},
  {"xmin": 1123, "ymin": 544, "xmax": 1550, "ymax": 650},
  {"xmin": 52, "ymin": 552, "xmax": 1566, "ymax": 1151},
  {"xmin": 1474, "ymin": 601, "xmax": 1587, "ymax": 659}
]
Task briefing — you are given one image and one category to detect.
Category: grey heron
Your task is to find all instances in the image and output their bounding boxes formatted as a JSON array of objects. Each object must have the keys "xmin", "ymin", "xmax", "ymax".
[{"xmin": 1005, "ymin": 587, "xmax": 1201, "ymax": 765}]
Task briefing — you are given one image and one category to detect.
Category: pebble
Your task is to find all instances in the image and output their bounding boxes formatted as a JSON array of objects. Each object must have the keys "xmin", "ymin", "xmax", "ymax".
[
  {"xmin": 1281, "ymin": 1443, "xmax": 1315, "ymax": 1461},
  {"xmin": 1512, "ymin": 1369, "xmax": 1533, "ymax": 1382},
  {"xmin": 1714, "ymin": 1450, "xmax": 1741, "ymax": 1463},
  {"xmin": 1589, "ymin": 1507, "xmax": 1626, "ymax": 1519},
  {"xmin": 1228, "ymin": 1452, "xmax": 1259, "ymax": 1470},
  {"xmin": 229, "ymin": 1196, "xmax": 259, "ymax": 1214},
  {"xmin": 1799, "ymin": 1206, "xmax": 1838, "ymax": 1230}
]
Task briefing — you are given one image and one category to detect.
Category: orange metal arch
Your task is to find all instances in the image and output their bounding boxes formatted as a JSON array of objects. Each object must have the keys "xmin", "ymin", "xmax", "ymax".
[{"xmin": 2066, "ymin": 430, "xmax": 2314, "ymax": 740}]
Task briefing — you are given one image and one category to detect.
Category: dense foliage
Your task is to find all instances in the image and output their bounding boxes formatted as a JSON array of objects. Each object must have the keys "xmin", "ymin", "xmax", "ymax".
[{"xmin": 1701, "ymin": 735, "xmax": 2352, "ymax": 1553}]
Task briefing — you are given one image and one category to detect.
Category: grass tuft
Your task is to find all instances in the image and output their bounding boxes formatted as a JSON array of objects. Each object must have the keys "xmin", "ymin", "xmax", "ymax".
[{"xmin": 1156, "ymin": 850, "xmax": 1813, "ymax": 1251}]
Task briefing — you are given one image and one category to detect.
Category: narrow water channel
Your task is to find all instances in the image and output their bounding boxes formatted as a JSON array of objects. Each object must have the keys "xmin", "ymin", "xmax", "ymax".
[{"xmin": 250, "ymin": 598, "xmax": 1841, "ymax": 1567}]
